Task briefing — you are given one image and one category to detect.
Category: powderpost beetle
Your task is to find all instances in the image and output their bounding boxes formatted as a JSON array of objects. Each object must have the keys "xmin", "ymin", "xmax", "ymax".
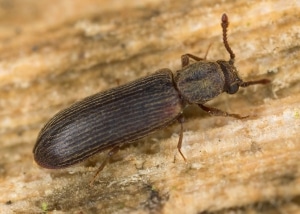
[{"xmin": 33, "ymin": 14, "xmax": 270, "ymax": 182}]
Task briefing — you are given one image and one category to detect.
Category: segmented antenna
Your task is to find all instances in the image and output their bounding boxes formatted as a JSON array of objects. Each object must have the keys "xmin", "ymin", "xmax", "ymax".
[{"xmin": 221, "ymin": 14, "xmax": 235, "ymax": 64}]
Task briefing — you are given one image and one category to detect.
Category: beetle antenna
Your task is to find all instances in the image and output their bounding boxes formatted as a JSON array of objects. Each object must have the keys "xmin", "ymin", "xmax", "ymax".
[
  {"xmin": 239, "ymin": 79, "xmax": 271, "ymax": 87},
  {"xmin": 221, "ymin": 13, "xmax": 235, "ymax": 64}
]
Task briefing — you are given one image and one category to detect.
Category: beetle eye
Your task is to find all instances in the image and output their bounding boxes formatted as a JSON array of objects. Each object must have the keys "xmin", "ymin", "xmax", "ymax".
[{"xmin": 227, "ymin": 83, "xmax": 239, "ymax": 94}]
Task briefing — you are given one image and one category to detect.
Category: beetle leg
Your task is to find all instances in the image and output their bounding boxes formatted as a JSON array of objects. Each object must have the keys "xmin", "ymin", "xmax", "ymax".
[
  {"xmin": 90, "ymin": 145, "xmax": 121, "ymax": 186},
  {"xmin": 198, "ymin": 104, "xmax": 248, "ymax": 119},
  {"xmin": 177, "ymin": 114, "xmax": 187, "ymax": 162},
  {"xmin": 181, "ymin": 54, "xmax": 204, "ymax": 67},
  {"xmin": 181, "ymin": 44, "xmax": 212, "ymax": 67}
]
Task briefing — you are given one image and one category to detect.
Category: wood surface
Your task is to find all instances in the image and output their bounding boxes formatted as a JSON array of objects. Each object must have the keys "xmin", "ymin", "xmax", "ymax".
[{"xmin": 0, "ymin": 0, "xmax": 299, "ymax": 213}]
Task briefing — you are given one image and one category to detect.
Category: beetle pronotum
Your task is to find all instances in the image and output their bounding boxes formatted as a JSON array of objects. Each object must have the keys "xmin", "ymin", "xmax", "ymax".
[{"xmin": 33, "ymin": 14, "xmax": 270, "ymax": 183}]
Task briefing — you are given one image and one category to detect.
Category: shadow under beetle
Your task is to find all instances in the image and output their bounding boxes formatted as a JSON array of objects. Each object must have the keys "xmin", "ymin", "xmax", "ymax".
[{"xmin": 33, "ymin": 14, "xmax": 270, "ymax": 183}]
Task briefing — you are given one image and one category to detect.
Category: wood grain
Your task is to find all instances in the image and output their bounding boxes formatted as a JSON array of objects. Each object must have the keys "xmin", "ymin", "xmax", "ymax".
[{"xmin": 0, "ymin": 0, "xmax": 299, "ymax": 213}]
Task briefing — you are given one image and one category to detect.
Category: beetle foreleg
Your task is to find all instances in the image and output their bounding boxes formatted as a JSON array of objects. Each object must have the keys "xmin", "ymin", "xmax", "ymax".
[{"xmin": 198, "ymin": 104, "xmax": 248, "ymax": 119}]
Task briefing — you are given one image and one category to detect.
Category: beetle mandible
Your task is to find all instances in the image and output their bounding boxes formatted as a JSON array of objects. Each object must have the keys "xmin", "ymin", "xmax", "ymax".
[{"xmin": 33, "ymin": 14, "xmax": 270, "ymax": 182}]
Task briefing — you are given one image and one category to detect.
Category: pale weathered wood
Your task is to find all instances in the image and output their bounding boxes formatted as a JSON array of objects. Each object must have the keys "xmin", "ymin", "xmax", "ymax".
[{"xmin": 0, "ymin": 0, "xmax": 299, "ymax": 213}]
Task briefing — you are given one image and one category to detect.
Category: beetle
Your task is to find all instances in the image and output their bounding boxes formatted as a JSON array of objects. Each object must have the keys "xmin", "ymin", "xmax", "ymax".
[{"xmin": 33, "ymin": 14, "xmax": 270, "ymax": 181}]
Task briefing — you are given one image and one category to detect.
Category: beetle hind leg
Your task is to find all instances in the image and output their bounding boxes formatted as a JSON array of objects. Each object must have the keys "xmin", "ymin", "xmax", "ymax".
[{"xmin": 89, "ymin": 145, "xmax": 121, "ymax": 186}]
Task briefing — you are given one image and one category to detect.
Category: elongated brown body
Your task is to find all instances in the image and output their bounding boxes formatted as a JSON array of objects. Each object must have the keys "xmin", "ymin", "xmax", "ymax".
[
  {"xmin": 34, "ymin": 69, "xmax": 183, "ymax": 168},
  {"xmin": 33, "ymin": 14, "xmax": 270, "ymax": 172}
]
